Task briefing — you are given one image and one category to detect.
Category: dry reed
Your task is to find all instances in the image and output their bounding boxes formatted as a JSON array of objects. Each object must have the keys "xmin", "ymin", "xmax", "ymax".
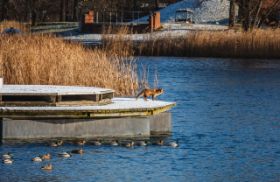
[
  {"xmin": 101, "ymin": 26, "xmax": 134, "ymax": 58},
  {"xmin": 0, "ymin": 34, "xmax": 138, "ymax": 96},
  {"xmin": 136, "ymin": 29, "xmax": 280, "ymax": 58}
]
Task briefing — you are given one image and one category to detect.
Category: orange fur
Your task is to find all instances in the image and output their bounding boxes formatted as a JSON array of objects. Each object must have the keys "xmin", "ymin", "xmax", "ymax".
[{"xmin": 136, "ymin": 88, "xmax": 164, "ymax": 101}]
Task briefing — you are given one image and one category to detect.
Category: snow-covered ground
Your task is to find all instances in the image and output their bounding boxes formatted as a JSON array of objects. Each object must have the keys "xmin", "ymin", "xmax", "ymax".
[
  {"xmin": 135, "ymin": 0, "xmax": 229, "ymax": 24},
  {"xmin": 65, "ymin": 23, "xmax": 227, "ymax": 44},
  {"xmin": 135, "ymin": 0, "xmax": 197, "ymax": 23},
  {"xmin": 194, "ymin": 0, "xmax": 230, "ymax": 24},
  {"xmin": 63, "ymin": 0, "xmax": 229, "ymax": 44}
]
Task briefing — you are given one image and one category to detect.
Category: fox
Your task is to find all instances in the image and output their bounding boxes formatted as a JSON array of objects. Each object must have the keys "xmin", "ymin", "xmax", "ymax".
[{"xmin": 136, "ymin": 88, "xmax": 164, "ymax": 101}]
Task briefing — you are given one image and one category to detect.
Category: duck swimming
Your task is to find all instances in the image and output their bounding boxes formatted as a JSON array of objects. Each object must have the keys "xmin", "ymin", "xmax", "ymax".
[
  {"xmin": 3, "ymin": 159, "xmax": 13, "ymax": 164},
  {"xmin": 125, "ymin": 141, "xmax": 134, "ymax": 148},
  {"xmin": 32, "ymin": 156, "xmax": 43, "ymax": 162},
  {"xmin": 76, "ymin": 139, "xmax": 86, "ymax": 146},
  {"xmin": 41, "ymin": 153, "xmax": 51, "ymax": 160},
  {"xmin": 93, "ymin": 141, "xmax": 102, "ymax": 146},
  {"xmin": 137, "ymin": 141, "xmax": 147, "ymax": 146},
  {"xmin": 169, "ymin": 141, "xmax": 179, "ymax": 148},
  {"xmin": 2, "ymin": 153, "xmax": 12, "ymax": 159},
  {"xmin": 50, "ymin": 142, "xmax": 58, "ymax": 147},
  {"xmin": 110, "ymin": 140, "xmax": 118, "ymax": 146},
  {"xmin": 56, "ymin": 140, "xmax": 63, "ymax": 146},
  {"xmin": 156, "ymin": 139, "xmax": 164, "ymax": 146},
  {"xmin": 71, "ymin": 149, "xmax": 84, "ymax": 154},
  {"xmin": 58, "ymin": 152, "xmax": 71, "ymax": 158},
  {"xmin": 41, "ymin": 164, "xmax": 53, "ymax": 170},
  {"xmin": 50, "ymin": 140, "xmax": 64, "ymax": 147}
]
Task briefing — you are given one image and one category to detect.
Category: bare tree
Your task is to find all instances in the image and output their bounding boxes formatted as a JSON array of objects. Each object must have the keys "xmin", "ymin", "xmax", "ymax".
[
  {"xmin": 229, "ymin": 0, "xmax": 237, "ymax": 27},
  {"xmin": 60, "ymin": 0, "xmax": 66, "ymax": 21},
  {"xmin": 1, "ymin": 0, "xmax": 9, "ymax": 21}
]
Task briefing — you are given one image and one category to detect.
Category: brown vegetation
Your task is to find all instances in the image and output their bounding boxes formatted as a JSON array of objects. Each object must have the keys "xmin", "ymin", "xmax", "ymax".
[
  {"xmin": 0, "ymin": 33, "xmax": 138, "ymax": 96},
  {"xmin": 135, "ymin": 29, "xmax": 280, "ymax": 58}
]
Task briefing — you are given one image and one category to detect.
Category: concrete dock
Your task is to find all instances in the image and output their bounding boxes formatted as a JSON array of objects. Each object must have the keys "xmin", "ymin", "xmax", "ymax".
[{"xmin": 0, "ymin": 85, "xmax": 175, "ymax": 141}]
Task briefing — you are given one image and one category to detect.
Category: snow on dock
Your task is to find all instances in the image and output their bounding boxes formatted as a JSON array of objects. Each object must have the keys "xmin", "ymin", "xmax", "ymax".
[
  {"xmin": 0, "ymin": 98, "xmax": 175, "ymax": 119},
  {"xmin": 0, "ymin": 85, "xmax": 113, "ymax": 95},
  {"xmin": 0, "ymin": 85, "xmax": 175, "ymax": 119},
  {"xmin": 0, "ymin": 85, "xmax": 114, "ymax": 106}
]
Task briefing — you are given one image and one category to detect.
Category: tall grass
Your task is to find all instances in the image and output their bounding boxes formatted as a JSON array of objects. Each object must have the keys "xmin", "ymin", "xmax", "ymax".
[
  {"xmin": 0, "ymin": 34, "xmax": 138, "ymax": 96},
  {"xmin": 101, "ymin": 26, "xmax": 134, "ymax": 58},
  {"xmin": 136, "ymin": 29, "xmax": 280, "ymax": 58}
]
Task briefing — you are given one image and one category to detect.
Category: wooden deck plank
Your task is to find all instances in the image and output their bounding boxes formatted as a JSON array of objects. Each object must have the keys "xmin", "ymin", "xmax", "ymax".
[{"xmin": 0, "ymin": 85, "xmax": 114, "ymax": 106}]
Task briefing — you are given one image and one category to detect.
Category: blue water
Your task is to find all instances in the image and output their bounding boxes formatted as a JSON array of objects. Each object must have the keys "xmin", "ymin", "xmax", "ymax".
[{"xmin": 1, "ymin": 57, "xmax": 280, "ymax": 182}]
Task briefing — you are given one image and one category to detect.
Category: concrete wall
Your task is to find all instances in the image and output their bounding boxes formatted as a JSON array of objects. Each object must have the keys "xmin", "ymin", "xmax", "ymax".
[{"xmin": 0, "ymin": 112, "xmax": 171, "ymax": 140}]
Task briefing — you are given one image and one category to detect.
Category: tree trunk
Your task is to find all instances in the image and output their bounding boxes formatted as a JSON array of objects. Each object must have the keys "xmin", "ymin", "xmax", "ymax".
[
  {"xmin": 60, "ymin": 0, "xmax": 66, "ymax": 22},
  {"xmin": 242, "ymin": 0, "xmax": 250, "ymax": 31},
  {"xmin": 252, "ymin": 0, "xmax": 262, "ymax": 29},
  {"xmin": 229, "ymin": 0, "xmax": 236, "ymax": 28},
  {"xmin": 72, "ymin": 0, "xmax": 78, "ymax": 21},
  {"xmin": 65, "ymin": 0, "xmax": 69, "ymax": 21},
  {"xmin": 1, "ymin": 0, "xmax": 9, "ymax": 21},
  {"xmin": 30, "ymin": 0, "xmax": 37, "ymax": 26},
  {"xmin": 25, "ymin": 0, "xmax": 32, "ymax": 23},
  {"xmin": 31, "ymin": 10, "xmax": 37, "ymax": 26},
  {"xmin": 155, "ymin": 0, "xmax": 160, "ymax": 10}
]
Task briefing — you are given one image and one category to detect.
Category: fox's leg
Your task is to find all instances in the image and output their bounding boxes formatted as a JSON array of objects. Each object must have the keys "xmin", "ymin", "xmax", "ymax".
[
  {"xmin": 152, "ymin": 95, "xmax": 155, "ymax": 100},
  {"xmin": 144, "ymin": 94, "xmax": 147, "ymax": 101}
]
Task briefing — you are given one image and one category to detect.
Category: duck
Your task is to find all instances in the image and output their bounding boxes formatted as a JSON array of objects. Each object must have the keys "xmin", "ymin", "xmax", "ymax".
[
  {"xmin": 2, "ymin": 153, "xmax": 12, "ymax": 159},
  {"xmin": 32, "ymin": 156, "xmax": 43, "ymax": 162},
  {"xmin": 71, "ymin": 149, "xmax": 84, "ymax": 155},
  {"xmin": 156, "ymin": 139, "xmax": 164, "ymax": 146},
  {"xmin": 125, "ymin": 141, "xmax": 134, "ymax": 148},
  {"xmin": 41, "ymin": 153, "xmax": 51, "ymax": 160},
  {"xmin": 50, "ymin": 140, "xmax": 64, "ymax": 147},
  {"xmin": 93, "ymin": 141, "xmax": 102, "ymax": 146},
  {"xmin": 41, "ymin": 164, "xmax": 53, "ymax": 170},
  {"xmin": 169, "ymin": 141, "xmax": 179, "ymax": 148},
  {"xmin": 58, "ymin": 152, "xmax": 71, "ymax": 158},
  {"xmin": 50, "ymin": 142, "xmax": 58, "ymax": 147},
  {"xmin": 137, "ymin": 141, "xmax": 147, "ymax": 146},
  {"xmin": 76, "ymin": 139, "xmax": 86, "ymax": 146},
  {"xmin": 57, "ymin": 140, "xmax": 64, "ymax": 146},
  {"xmin": 3, "ymin": 159, "xmax": 13, "ymax": 164},
  {"xmin": 110, "ymin": 140, "xmax": 118, "ymax": 146}
]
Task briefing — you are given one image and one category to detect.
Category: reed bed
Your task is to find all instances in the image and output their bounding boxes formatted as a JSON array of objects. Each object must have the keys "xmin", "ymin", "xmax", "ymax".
[
  {"xmin": 136, "ymin": 29, "xmax": 280, "ymax": 59},
  {"xmin": 101, "ymin": 26, "xmax": 134, "ymax": 58},
  {"xmin": 0, "ymin": 34, "xmax": 138, "ymax": 96}
]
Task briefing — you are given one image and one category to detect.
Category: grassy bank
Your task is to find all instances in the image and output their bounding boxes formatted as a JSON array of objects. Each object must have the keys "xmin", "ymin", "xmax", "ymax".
[
  {"xmin": 135, "ymin": 29, "xmax": 280, "ymax": 59},
  {"xmin": 0, "ymin": 33, "xmax": 138, "ymax": 96}
]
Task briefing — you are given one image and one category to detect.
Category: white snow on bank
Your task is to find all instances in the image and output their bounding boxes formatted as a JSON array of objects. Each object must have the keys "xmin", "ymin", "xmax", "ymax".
[
  {"xmin": 65, "ymin": 23, "xmax": 227, "ymax": 43},
  {"xmin": 63, "ymin": 1, "xmax": 229, "ymax": 44},
  {"xmin": 194, "ymin": 0, "xmax": 230, "ymax": 24},
  {"xmin": 135, "ymin": 0, "xmax": 197, "ymax": 23},
  {"xmin": 0, "ymin": 85, "xmax": 114, "ymax": 95},
  {"xmin": 135, "ymin": 0, "xmax": 229, "ymax": 24},
  {"xmin": 0, "ymin": 98, "xmax": 175, "ymax": 111}
]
